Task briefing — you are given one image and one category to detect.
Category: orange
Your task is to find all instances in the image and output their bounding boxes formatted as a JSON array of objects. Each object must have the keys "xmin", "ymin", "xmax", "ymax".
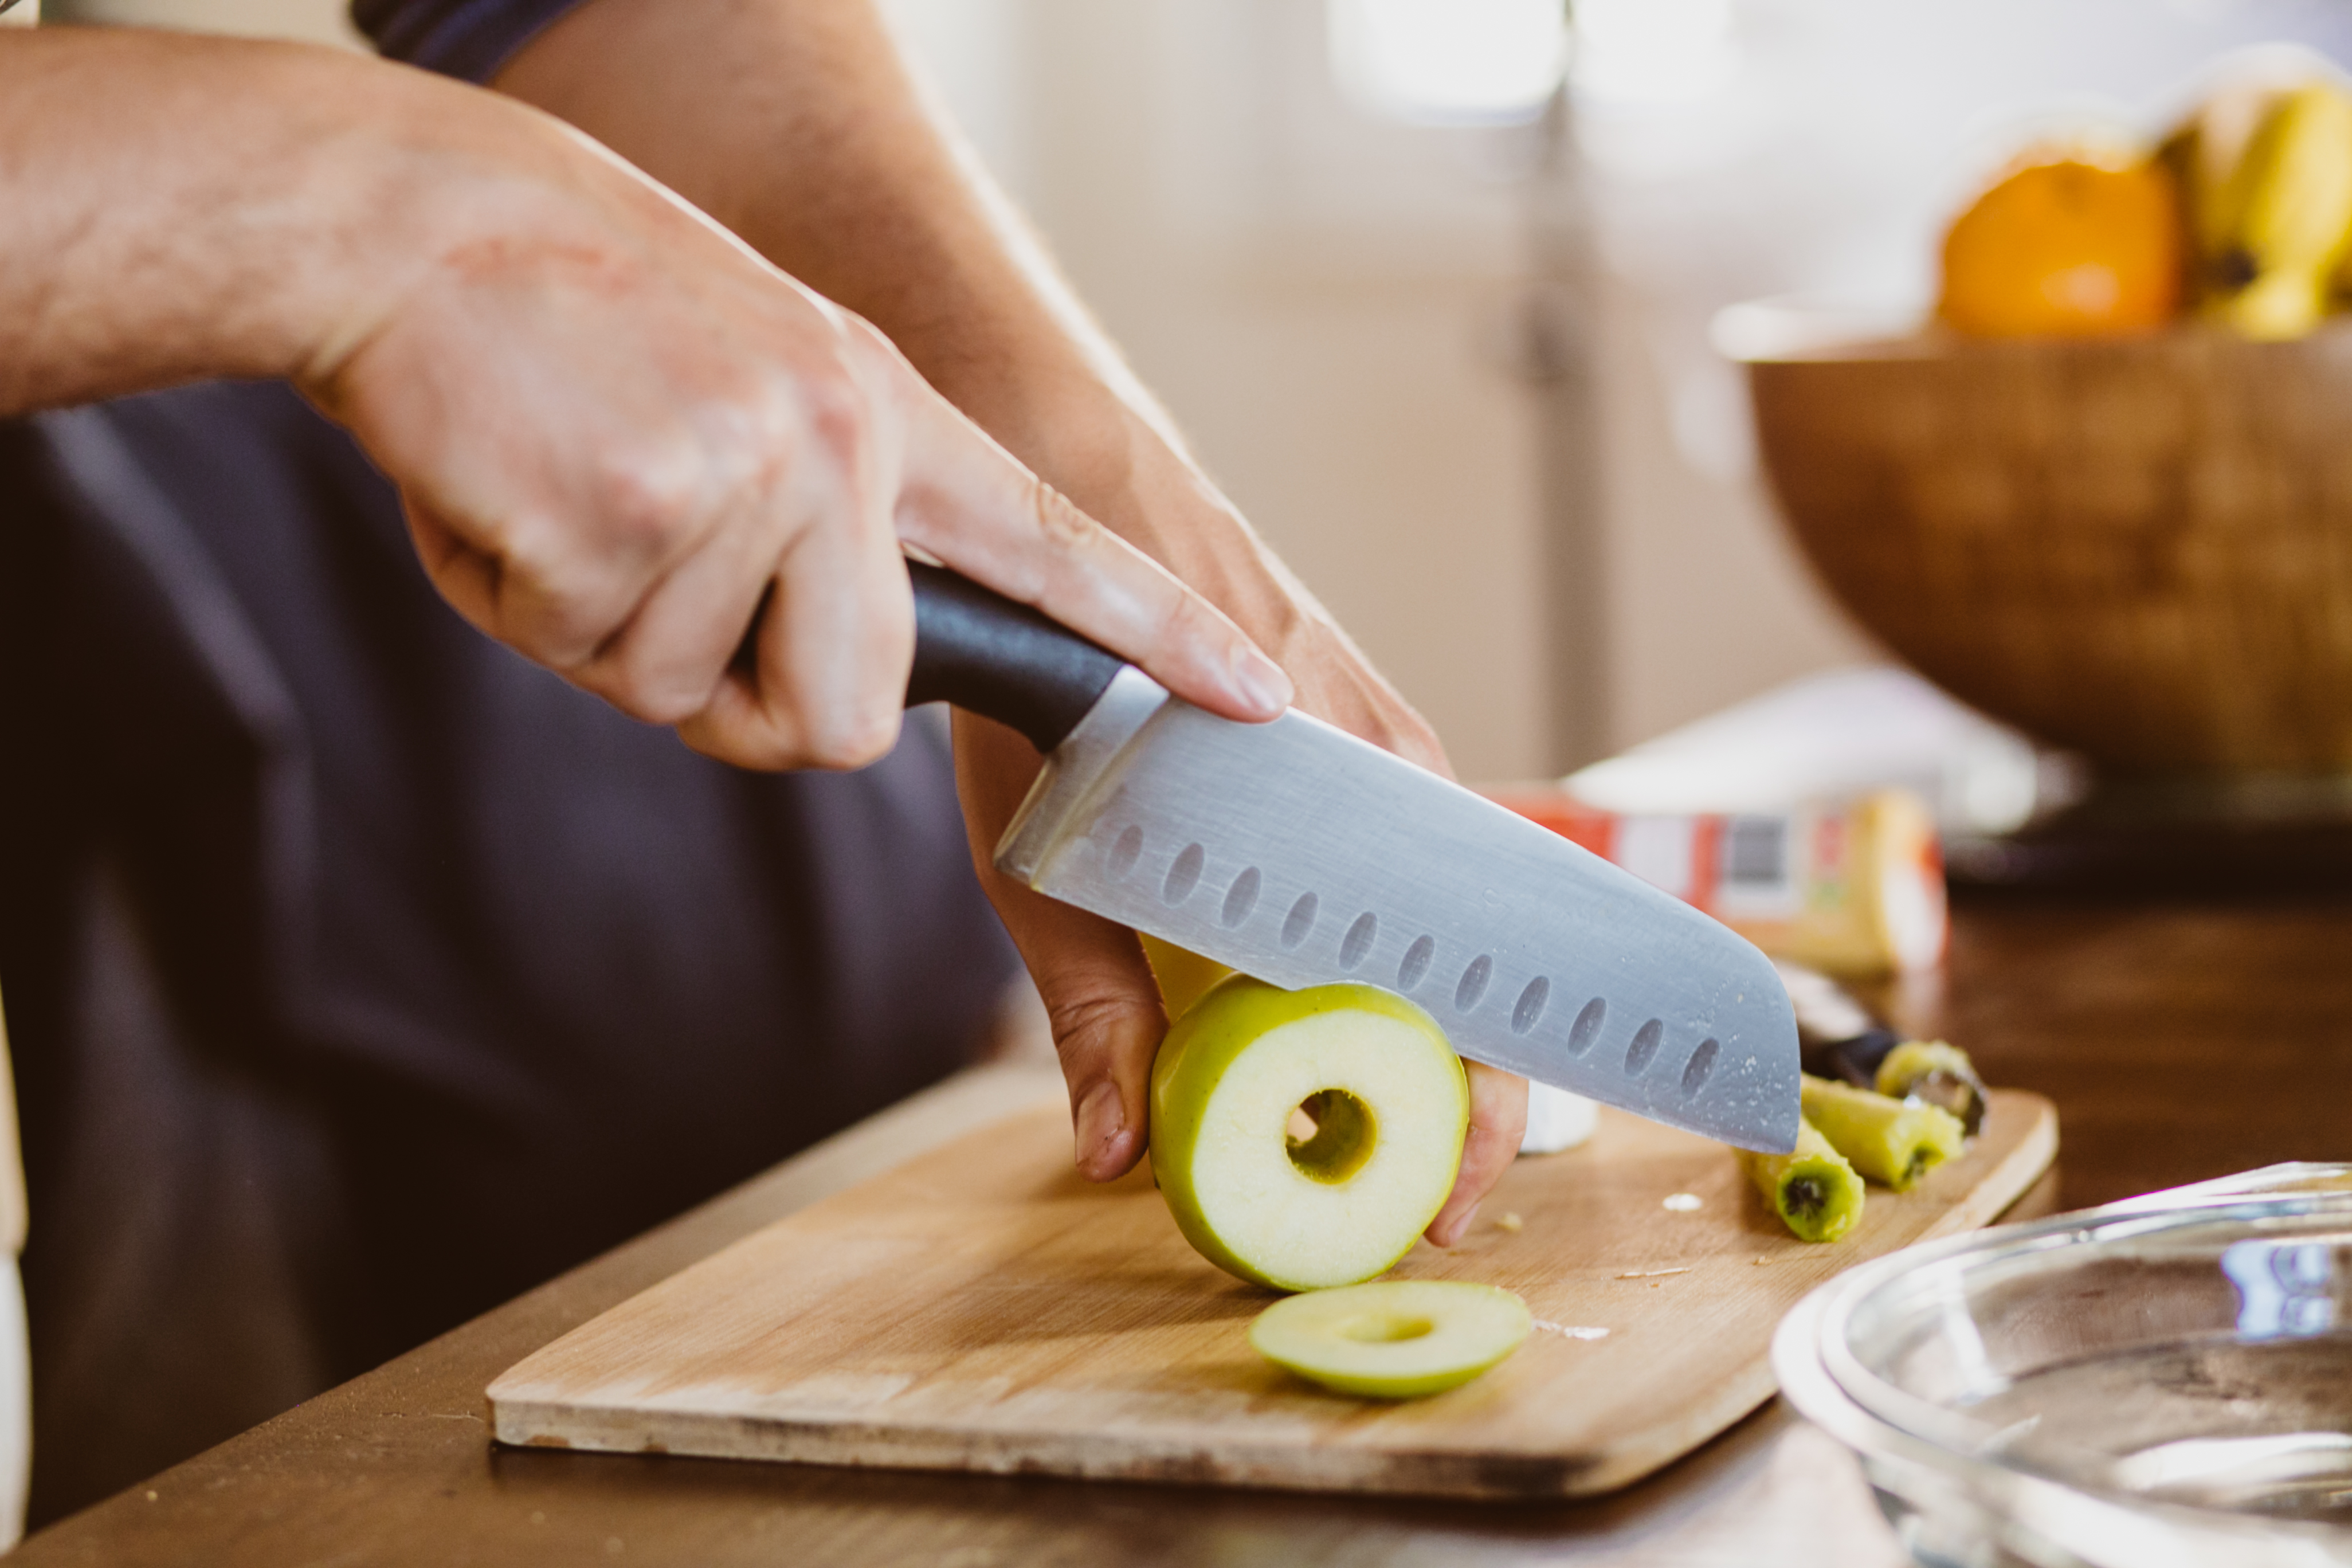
[{"xmin": 1938, "ymin": 153, "xmax": 2186, "ymax": 337}]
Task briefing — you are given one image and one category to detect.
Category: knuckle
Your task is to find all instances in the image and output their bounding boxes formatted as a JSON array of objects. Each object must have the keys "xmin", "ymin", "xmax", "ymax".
[
  {"xmin": 1029, "ymin": 479, "xmax": 1100, "ymax": 554},
  {"xmin": 795, "ymin": 369, "xmax": 869, "ymax": 458},
  {"xmin": 1045, "ymin": 989, "xmax": 1143, "ymax": 1059},
  {"xmin": 1160, "ymin": 582, "xmax": 1231, "ymax": 654},
  {"xmin": 577, "ymin": 658, "xmax": 700, "ymax": 728},
  {"xmin": 763, "ymin": 375, "xmax": 875, "ymax": 519},
  {"xmin": 593, "ymin": 439, "xmax": 707, "ymax": 555},
  {"xmin": 796, "ymin": 319, "xmax": 898, "ymax": 449},
  {"xmin": 530, "ymin": 594, "xmax": 628, "ymax": 674},
  {"xmin": 475, "ymin": 532, "xmax": 612, "ymax": 668},
  {"xmin": 796, "ymin": 703, "xmax": 900, "ymax": 771},
  {"xmin": 618, "ymin": 679, "xmax": 704, "ymax": 729}
]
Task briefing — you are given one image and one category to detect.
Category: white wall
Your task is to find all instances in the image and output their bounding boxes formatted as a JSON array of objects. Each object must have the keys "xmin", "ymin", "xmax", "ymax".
[
  {"xmin": 907, "ymin": 0, "xmax": 1876, "ymax": 773},
  {"xmin": 1009, "ymin": 0, "xmax": 1558, "ymax": 779},
  {"xmin": 47, "ymin": 0, "xmax": 358, "ymax": 45},
  {"xmin": 1591, "ymin": 267, "xmax": 1871, "ymax": 754}
]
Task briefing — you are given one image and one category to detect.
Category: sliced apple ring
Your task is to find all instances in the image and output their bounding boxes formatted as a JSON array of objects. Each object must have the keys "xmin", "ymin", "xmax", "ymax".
[
  {"xmin": 1150, "ymin": 975, "xmax": 1469, "ymax": 1291},
  {"xmin": 1251, "ymin": 1280, "xmax": 1532, "ymax": 1398}
]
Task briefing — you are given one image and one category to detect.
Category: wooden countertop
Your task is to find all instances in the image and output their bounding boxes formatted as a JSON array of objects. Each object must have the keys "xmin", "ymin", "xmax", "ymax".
[{"xmin": 17, "ymin": 891, "xmax": 2352, "ymax": 1566}]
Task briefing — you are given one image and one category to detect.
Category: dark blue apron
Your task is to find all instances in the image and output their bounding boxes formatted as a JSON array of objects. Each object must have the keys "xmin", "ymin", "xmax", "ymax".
[{"xmin": 0, "ymin": 381, "xmax": 1015, "ymax": 1522}]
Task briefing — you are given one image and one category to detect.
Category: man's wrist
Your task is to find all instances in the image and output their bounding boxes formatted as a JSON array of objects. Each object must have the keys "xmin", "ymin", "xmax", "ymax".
[
  {"xmin": 0, "ymin": 28, "xmax": 598, "ymax": 414},
  {"xmin": 282, "ymin": 65, "xmax": 626, "ymax": 393}
]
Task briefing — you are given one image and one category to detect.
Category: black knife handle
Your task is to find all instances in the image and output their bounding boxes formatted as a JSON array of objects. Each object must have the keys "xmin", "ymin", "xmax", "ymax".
[{"xmin": 904, "ymin": 561, "xmax": 1126, "ymax": 752}]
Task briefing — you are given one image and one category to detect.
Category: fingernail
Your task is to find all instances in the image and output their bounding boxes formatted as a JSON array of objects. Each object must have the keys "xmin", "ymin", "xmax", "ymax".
[
  {"xmin": 1231, "ymin": 650, "xmax": 1292, "ymax": 717},
  {"xmin": 1433, "ymin": 1205, "xmax": 1476, "ymax": 1248},
  {"xmin": 1075, "ymin": 1080, "xmax": 1124, "ymax": 1173}
]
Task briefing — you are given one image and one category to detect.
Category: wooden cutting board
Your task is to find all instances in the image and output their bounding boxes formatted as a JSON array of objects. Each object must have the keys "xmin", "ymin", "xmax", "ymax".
[{"xmin": 488, "ymin": 1086, "xmax": 2055, "ymax": 1499}]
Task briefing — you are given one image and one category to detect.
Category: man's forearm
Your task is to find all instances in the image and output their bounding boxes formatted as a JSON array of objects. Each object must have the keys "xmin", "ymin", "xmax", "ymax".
[
  {"xmin": 493, "ymin": 0, "xmax": 1139, "ymax": 444},
  {"xmin": 1, "ymin": 29, "xmax": 551, "ymax": 415},
  {"xmin": 491, "ymin": 0, "xmax": 1309, "ymax": 636}
]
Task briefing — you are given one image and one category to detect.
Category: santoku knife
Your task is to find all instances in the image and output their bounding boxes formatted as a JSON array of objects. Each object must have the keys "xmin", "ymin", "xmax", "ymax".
[{"xmin": 906, "ymin": 563, "xmax": 1800, "ymax": 1153}]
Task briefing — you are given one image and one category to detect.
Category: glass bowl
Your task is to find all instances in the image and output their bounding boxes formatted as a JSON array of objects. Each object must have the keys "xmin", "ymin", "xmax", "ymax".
[{"xmin": 1774, "ymin": 1163, "xmax": 2352, "ymax": 1568}]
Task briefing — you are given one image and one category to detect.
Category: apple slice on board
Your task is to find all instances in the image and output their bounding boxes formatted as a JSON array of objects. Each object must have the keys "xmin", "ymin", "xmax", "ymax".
[{"xmin": 1250, "ymin": 1280, "xmax": 1532, "ymax": 1398}]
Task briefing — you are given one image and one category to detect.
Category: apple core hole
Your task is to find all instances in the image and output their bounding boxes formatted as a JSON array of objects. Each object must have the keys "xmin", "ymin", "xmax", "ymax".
[
  {"xmin": 1339, "ymin": 1313, "xmax": 1437, "ymax": 1344},
  {"xmin": 1285, "ymin": 1088, "xmax": 1378, "ymax": 1185}
]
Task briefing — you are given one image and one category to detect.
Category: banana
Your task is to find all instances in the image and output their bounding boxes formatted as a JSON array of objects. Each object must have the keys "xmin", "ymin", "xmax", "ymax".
[
  {"xmin": 1740, "ymin": 1118, "xmax": 1864, "ymax": 1244},
  {"xmin": 2166, "ymin": 75, "xmax": 2352, "ymax": 340},
  {"xmin": 1801, "ymin": 1075, "xmax": 1966, "ymax": 1193},
  {"xmin": 2162, "ymin": 75, "xmax": 2294, "ymax": 262}
]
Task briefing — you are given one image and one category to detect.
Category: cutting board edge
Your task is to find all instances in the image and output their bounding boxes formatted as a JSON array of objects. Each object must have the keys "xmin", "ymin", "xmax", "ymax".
[
  {"xmin": 485, "ymin": 1391, "xmax": 1620, "ymax": 1499},
  {"xmin": 1937, "ymin": 1089, "xmax": 2059, "ymax": 1236}
]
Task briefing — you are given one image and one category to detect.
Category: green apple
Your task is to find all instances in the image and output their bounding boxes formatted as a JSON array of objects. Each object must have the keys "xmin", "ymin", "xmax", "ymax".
[
  {"xmin": 1149, "ymin": 974, "xmax": 1469, "ymax": 1292},
  {"xmin": 1250, "ymin": 1280, "xmax": 1532, "ymax": 1398}
]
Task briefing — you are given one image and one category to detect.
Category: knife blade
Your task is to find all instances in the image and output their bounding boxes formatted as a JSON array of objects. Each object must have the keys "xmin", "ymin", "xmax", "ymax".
[{"xmin": 907, "ymin": 562, "xmax": 1799, "ymax": 1153}]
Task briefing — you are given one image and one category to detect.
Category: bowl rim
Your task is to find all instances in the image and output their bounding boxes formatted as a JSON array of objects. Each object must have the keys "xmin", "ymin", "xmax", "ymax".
[
  {"xmin": 1712, "ymin": 296, "xmax": 1927, "ymax": 363},
  {"xmin": 1772, "ymin": 1163, "xmax": 2352, "ymax": 1566},
  {"xmin": 1715, "ymin": 293, "xmax": 2352, "ymax": 365}
]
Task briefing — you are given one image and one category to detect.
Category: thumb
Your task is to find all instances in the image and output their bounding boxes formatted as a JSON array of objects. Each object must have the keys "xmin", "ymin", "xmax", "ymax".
[
  {"xmin": 1024, "ymin": 903, "xmax": 1169, "ymax": 1182},
  {"xmin": 950, "ymin": 710, "xmax": 1169, "ymax": 1179}
]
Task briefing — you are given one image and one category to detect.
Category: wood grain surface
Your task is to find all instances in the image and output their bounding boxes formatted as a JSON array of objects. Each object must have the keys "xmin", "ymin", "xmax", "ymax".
[
  {"xmin": 488, "ymin": 1088, "xmax": 2056, "ymax": 1499},
  {"xmin": 1743, "ymin": 320, "xmax": 2352, "ymax": 771}
]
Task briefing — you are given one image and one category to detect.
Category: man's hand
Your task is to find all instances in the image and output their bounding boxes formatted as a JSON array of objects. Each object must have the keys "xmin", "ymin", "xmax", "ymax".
[
  {"xmin": 0, "ymin": 27, "xmax": 1289, "ymax": 771},
  {"xmin": 307, "ymin": 139, "xmax": 1293, "ymax": 770}
]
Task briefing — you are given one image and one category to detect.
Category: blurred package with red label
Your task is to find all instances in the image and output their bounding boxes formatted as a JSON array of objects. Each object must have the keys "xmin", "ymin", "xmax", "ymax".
[{"xmin": 1480, "ymin": 786, "xmax": 1946, "ymax": 978}]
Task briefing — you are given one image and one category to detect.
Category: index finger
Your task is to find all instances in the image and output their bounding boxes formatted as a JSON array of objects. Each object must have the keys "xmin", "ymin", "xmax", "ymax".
[{"xmin": 868, "ymin": 342, "xmax": 1293, "ymax": 724}]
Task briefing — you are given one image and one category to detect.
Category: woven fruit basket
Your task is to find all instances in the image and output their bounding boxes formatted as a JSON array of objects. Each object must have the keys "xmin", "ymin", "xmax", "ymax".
[{"xmin": 1736, "ymin": 308, "xmax": 2352, "ymax": 772}]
